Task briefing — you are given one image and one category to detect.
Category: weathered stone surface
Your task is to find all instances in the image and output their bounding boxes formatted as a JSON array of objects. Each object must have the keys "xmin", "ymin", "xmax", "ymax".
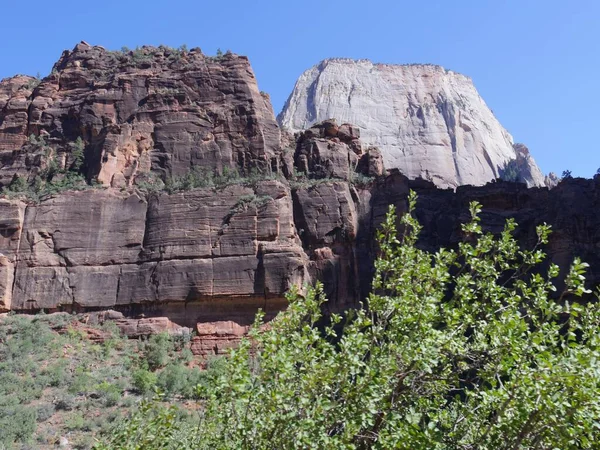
[
  {"xmin": 6, "ymin": 179, "xmax": 308, "ymax": 312},
  {"xmin": 69, "ymin": 265, "xmax": 121, "ymax": 308},
  {"xmin": 0, "ymin": 199, "xmax": 26, "ymax": 261},
  {"xmin": 113, "ymin": 316, "xmax": 191, "ymax": 338},
  {"xmin": 279, "ymin": 59, "xmax": 546, "ymax": 188},
  {"xmin": 191, "ymin": 320, "xmax": 249, "ymax": 357},
  {"xmin": 294, "ymin": 182, "xmax": 358, "ymax": 247},
  {"xmin": 293, "ymin": 182, "xmax": 361, "ymax": 306},
  {"xmin": 0, "ymin": 42, "xmax": 283, "ymax": 188},
  {"xmin": 12, "ymin": 266, "xmax": 72, "ymax": 310},
  {"xmin": 0, "ymin": 256, "xmax": 14, "ymax": 311},
  {"xmin": 17, "ymin": 190, "xmax": 146, "ymax": 267}
]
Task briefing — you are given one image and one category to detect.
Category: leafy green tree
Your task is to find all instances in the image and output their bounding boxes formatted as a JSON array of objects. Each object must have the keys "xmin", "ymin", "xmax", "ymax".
[
  {"xmin": 69, "ymin": 137, "xmax": 85, "ymax": 171},
  {"xmin": 132, "ymin": 368, "xmax": 158, "ymax": 396},
  {"xmin": 499, "ymin": 159, "xmax": 520, "ymax": 182},
  {"xmin": 142, "ymin": 333, "xmax": 173, "ymax": 371},
  {"xmin": 99, "ymin": 192, "xmax": 600, "ymax": 449}
]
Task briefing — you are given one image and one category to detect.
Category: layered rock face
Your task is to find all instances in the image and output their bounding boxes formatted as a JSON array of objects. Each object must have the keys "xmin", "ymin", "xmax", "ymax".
[
  {"xmin": 356, "ymin": 174, "xmax": 600, "ymax": 301},
  {"xmin": 0, "ymin": 184, "xmax": 308, "ymax": 313},
  {"xmin": 0, "ymin": 42, "xmax": 281, "ymax": 187},
  {"xmin": 1, "ymin": 46, "xmax": 595, "ymax": 357},
  {"xmin": 278, "ymin": 59, "xmax": 545, "ymax": 188}
]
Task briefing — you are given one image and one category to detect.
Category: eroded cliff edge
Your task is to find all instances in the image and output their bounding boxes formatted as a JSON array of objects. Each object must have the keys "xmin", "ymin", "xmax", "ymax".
[{"xmin": 1, "ymin": 44, "xmax": 597, "ymax": 357}]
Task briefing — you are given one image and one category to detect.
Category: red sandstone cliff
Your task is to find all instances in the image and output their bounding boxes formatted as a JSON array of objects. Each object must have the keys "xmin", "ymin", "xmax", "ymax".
[{"xmin": 1, "ymin": 43, "xmax": 598, "ymax": 356}]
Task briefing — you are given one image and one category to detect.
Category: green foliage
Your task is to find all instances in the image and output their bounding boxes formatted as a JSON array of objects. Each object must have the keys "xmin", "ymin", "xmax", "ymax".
[
  {"xmin": 2, "ymin": 136, "xmax": 95, "ymax": 202},
  {"xmin": 562, "ymin": 169, "xmax": 573, "ymax": 179},
  {"xmin": 28, "ymin": 133, "xmax": 48, "ymax": 148},
  {"xmin": 0, "ymin": 313, "xmax": 205, "ymax": 447},
  {"xmin": 103, "ymin": 191, "xmax": 600, "ymax": 449},
  {"xmin": 95, "ymin": 381, "xmax": 122, "ymax": 407},
  {"xmin": 164, "ymin": 166, "xmax": 217, "ymax": 192},
  {"xmin": 132, "ymin": 368, "xmax": 158, "ymax": 396},
  {"xmin": 2, "ymin": 170, "xmax": 91, "ymax": 202},
  {"xmin": 95, "ymin": 399, "xmax": 197, "ymax": 450},
  {"xmin": 349, "ymin": 171, "xmax": 375, "ymax": 187},
  {"xmin": 55, "ymin": 393, "xmax": 76, "ymax": 411},
  {"xmin": 230, "ymin": 194, "xmax": 272, "ymax": 214},
  {"xmin": 0, "ymin": 405, "xmax": 37, "ymax": 446},
  {"xmin": 499, "ymin": 158, "xmax": 520, "ymax": 182},
  {"xmin": 131, "ymin": 47, "xmax": 154, "ymax": 67},
  {"xmin": 288, "ymin": 170, "xmax": 338, "ymax": 190},
  {"xmin": 36, "ymin": 403, "xmax": 55, "ymax": 422},
  {"xmin": 142, "ymin": 333, "xmax": 173, "ymax": 371},
  {"xmin": 142, "ymin": 166, "xmax": 282, "ymax": 195},
  {"xmin": 69, "ymin": 137, "xmax": 85, "ymax": 171},
  {"xmin": 134, "ymin": 171, "xmax": 165, "ymax": 194},
  {"xmin": 21, "ymin": 77, "xmax": 41, "ymax": 91}
]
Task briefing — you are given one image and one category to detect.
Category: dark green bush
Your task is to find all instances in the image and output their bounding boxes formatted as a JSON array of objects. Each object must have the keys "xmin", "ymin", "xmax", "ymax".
[
  {"xmin": 499, "ymin": 159, "xmax": 520, "ymax": 182},
  {"xmin": 132, "ymin": 368, "xmax": 158, "ymax": 396},
  {"xmin": 156, "ymin": 363, "xmax": 205, "ymax": 399},
  {"xmin": 95, "ymin": 381, "xmax": 122, "ymax": 407},
  {"xmin": 69, "ymin": 137, "xmax": 85, "ymax": 171},
  {"xmin": 0, "ymin": 405, "xmax": 37, "ymax": 446},
  {"xmin": 55, "ymin": 393, "xmax": 76, "ymax": 411},
  {"xmin": 142, "ymin": 333, "xmax": 172, "ymax": 371},
  {"xmin": 36, "ymin": 404, "xmax": 55, "ymax": 423}
]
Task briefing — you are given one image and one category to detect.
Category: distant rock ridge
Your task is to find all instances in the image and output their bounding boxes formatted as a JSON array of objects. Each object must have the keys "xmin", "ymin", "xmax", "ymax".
[{"xmin": 278, "ymin": 58, "xmax": 546, "ymax": 189}]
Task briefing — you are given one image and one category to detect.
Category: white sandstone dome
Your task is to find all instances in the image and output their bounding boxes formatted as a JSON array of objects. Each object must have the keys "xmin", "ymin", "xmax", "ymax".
[{"xmin": 278, "ymin": 59, "xmax": 545, "ymax": 188}]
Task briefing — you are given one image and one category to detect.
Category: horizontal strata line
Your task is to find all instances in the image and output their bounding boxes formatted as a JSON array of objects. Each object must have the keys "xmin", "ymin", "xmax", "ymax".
[{"xmin": 14, "ymin": 252, "xmax": 304, "ymax": 269}]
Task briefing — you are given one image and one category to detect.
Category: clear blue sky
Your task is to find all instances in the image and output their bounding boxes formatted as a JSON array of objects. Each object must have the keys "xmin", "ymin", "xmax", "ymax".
[{"xmin": 1, "ymin": 0, "xmax": 598, "ymax": 177}]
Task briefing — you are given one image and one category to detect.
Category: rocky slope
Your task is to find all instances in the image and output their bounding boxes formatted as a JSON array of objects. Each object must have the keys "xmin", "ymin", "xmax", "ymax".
[
  {"xmin": 278, "ymin": 58, "xmax": 545, "ymax": 188},
  {"xmin": 0, "ymin": 45, "xmax": 595, "ymax": 357}
]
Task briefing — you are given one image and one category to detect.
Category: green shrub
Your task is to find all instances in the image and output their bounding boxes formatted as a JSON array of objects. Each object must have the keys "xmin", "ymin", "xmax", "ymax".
[
  {"xmin": 0, "ymin": 405, "xmax": 37, "ymax": 446},
  {"xmin": 68, "ymin": 369, "xmax": 94, "ymax": 395},
  {"xmin": 156, "ymin": 364, "xmax": 189, "ymax": 396},
  {"xmin": 156, "ymin": 363, "xmax": 204, "ymax": 399},
  {"xmin": 41, "ymin": 361, "xmax": 68, "ymax": 387},
  {"xmin": 69, "ymin": 137, "xmax": 85, "ymax": 171},
  {"xmin": 230, "ymin": 194, "xmax": 272, "ymax": 214},
  {"xmin": 142, "ymin": 333, "xmax": 172, "ymax": 371},
  {"xmin": 95, "ymin": 381, "xmax": 122, "ymax": 407},
  {"xmin": 36, "ymin": 403, "xmax": 55, "ymax": 422},
  {"xmin": 132, "ymin": 368, "xmax": 158, "ymax": 396},
  {"xmin": 499, "ymin": 159, "xmax": 520, "ymax": 182},
  {"xmin": 22, "ymin": 77, "xmax": 41, "ymax": 91},
  {"xmin": 96, "ymin": 400, "xmax": 194, "ymax": 449},
  {"xmin": 102, "ymin": 191, "xmax": 600, "ymax": 449},
  {"xmin": 55, "ymin": 393, "xmax": 76, "ymax": 411},
  {"xmin": 65, "ymin": 412, "xmax": 89, "ymax": 431},
  {"xmin": 349, "ymin": 171, "xmax": 375, "ymax": 187}
]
